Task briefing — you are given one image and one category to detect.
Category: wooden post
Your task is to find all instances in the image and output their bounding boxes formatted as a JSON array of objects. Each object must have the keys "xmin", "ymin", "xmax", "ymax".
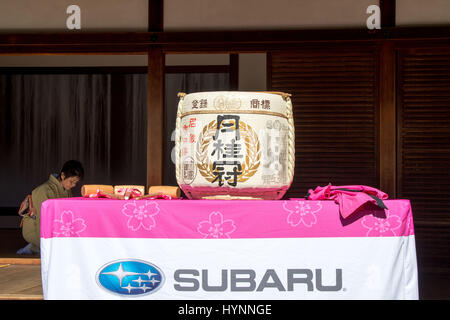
[
  {"xmin": 147, "ymin": 47, "xmax": 164, "ymax": 189},
  {"xmin": 379, "ymin": 0, "xmax": 396, "ymax": 196},
  {"xmin": 379, "ymin": 41, "xmax": 396, "ymax": 197},
  {"xmin": 230, "ymin": 54, "xmax": 239, "ymax": 90},
  {"xmin": 380, "ymin": 0, "xmax": 396, "ymax": 28},
  {"xmin": 148, "ymin": 0, "xmax": 163, "ymax": 32},
  {"xmin": 146, "ymin": 0, "xmax": 165, "ymax": 189}
]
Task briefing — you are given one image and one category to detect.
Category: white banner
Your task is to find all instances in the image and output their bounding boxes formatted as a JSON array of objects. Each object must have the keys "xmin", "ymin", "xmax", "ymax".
[{"xmin": 41, "ymin": 236, "xmax": 418, "ymax": 300}]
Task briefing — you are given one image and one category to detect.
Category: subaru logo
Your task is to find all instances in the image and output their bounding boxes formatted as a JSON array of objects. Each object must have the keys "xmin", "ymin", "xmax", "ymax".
[{"xmin": 96, "ymin": 259, "xmax": 164, "ymax": 296}]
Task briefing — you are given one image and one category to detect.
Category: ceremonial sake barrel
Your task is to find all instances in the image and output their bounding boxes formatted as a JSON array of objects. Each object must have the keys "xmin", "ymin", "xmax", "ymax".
[{"xmin": 175, "ymin": 91, "xmax": 295, "ymax": 200}]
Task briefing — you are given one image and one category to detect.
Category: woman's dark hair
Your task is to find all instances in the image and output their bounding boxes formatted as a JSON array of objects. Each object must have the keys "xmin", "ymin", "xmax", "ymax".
[{"xmin": 60, "ymin": 160, "xmax": 84, "ymax": 180}]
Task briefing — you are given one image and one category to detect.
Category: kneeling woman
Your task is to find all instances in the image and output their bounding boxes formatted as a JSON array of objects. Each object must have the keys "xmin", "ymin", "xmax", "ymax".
[{"xmin": 17, "ymin": 160, "xmax": 84, "ymax": 255}]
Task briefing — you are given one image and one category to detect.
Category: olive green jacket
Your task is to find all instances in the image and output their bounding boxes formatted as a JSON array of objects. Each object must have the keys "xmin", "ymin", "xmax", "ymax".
[{"xmin": 22, "ymin": 174, "xmax": 72, "ymax": 250}]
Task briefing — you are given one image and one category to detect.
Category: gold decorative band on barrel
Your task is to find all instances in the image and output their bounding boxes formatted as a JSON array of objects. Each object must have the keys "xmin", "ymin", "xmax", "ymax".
[
  {"xmin": 180, "ymin": 109, "xmax": 290, "ymax": 120},
  {"xmin": 178, "ymin": 91, "xmax": 291, "ymax": 101}
]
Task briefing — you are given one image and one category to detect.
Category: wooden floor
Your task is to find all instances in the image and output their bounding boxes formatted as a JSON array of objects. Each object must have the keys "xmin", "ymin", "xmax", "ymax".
[
  {"xmin": 0, "ymin": 228, "xmax": 43, "ymax": 300},
  {"xmin": 0, "ymin": 260, "xmax": 42, "ymax": 300}
]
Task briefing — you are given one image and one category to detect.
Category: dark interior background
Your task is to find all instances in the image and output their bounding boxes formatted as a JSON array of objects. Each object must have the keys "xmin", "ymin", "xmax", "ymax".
[{"xmin": 0, "ymin": 69, "xmax": 147, "ymax": 207}]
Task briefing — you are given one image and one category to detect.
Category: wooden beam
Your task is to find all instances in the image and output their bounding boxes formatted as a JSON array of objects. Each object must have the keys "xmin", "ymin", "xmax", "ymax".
[
  {"xmin": 380, "ymin": 0, "xmax": 396, "ymax": 28},
  {"xmin": 147, "ymin": 47, "xmax": 164, "ymax": 188},
  {"xmin": 165, "ymin": 65, "xmax": 229, "ymax": 74},
  {"xmin": 0, "ymin": 32, "xmax": 150, "ymax": 54},
  {"xmin": 1, "ymin": 27, "xmax": 450, "ymax": 54},
  {"xmin": 156, "ymin": 26, "xmax": 450, "ymax": 49},
  {"xmin": 0, "ymin": 66, "xmax": 147, "ymax": 74},
  {"xmin": 148, "ymin": 0, "xmax": 164, "ymax": 32},
  {"xmin": 379, "ymin": 41, "xmax": 397, "ymax": 197}
]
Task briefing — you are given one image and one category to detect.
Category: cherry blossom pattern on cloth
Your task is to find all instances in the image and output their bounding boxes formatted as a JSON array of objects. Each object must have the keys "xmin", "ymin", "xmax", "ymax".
[
  {"xmin": 53, "ymin": 210, "xmax": 87, "ymax": 237},
  {"xmin": 122, "ymin": 200, "xmax": 160, "ymax": 231},
  {"xmin": 361, "ymin": 210, "xmax": 402, "ymax": 236},
  {"xmin": 197, "ymin": 211, "xmax": 237, "ymax": 239},
  {"xmin": 282, "ymin": 201, "xmax": 322, "ymax": 228}
]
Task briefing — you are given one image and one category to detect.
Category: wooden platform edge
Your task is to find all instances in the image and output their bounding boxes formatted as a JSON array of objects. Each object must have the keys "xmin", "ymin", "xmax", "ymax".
[
  {"xmin": 0, "ymin": 294, "xmax": 43, "ymax": 300},
  {"xmin": 0, "ymin": 258, "xmax": 41, "ymax": 265}
]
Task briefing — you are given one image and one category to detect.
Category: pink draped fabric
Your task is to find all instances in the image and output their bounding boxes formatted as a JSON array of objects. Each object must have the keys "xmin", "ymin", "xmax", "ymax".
[
  {"xmin": 306, "ymin": 184, "xmax": 389, "ymax": 219},
  {"xmin": 40, "ymin": 198, "xmax": 414, "ymax": 239}
]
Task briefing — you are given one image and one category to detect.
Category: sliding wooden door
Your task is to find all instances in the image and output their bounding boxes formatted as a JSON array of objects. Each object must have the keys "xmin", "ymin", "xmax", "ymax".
[
  {"xmin": 268, "ymin": 47, "xmax": 380, "ymax": 198},
  {"xmin": 397, "ymin": 47, "xmax": 450, "ymax": 296}
]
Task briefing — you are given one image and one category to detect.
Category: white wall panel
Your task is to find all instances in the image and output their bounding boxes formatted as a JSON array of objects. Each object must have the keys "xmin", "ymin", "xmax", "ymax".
[
  {"xmin": 0, "ymin": 0, "xmax": 148, "ymax": 31},
  {"xmin": 397, "ymin": 0, "xmax": 450, "ymax": 26},
  {"xmin": 164, "ymin": 0, "xmax": 379, "ymax": 31}
]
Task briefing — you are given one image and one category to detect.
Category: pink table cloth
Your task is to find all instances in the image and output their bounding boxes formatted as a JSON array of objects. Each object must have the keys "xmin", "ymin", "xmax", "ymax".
[{"xmin": 40, "ymin": 198, "xmax": 418, "ymax": 300}]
